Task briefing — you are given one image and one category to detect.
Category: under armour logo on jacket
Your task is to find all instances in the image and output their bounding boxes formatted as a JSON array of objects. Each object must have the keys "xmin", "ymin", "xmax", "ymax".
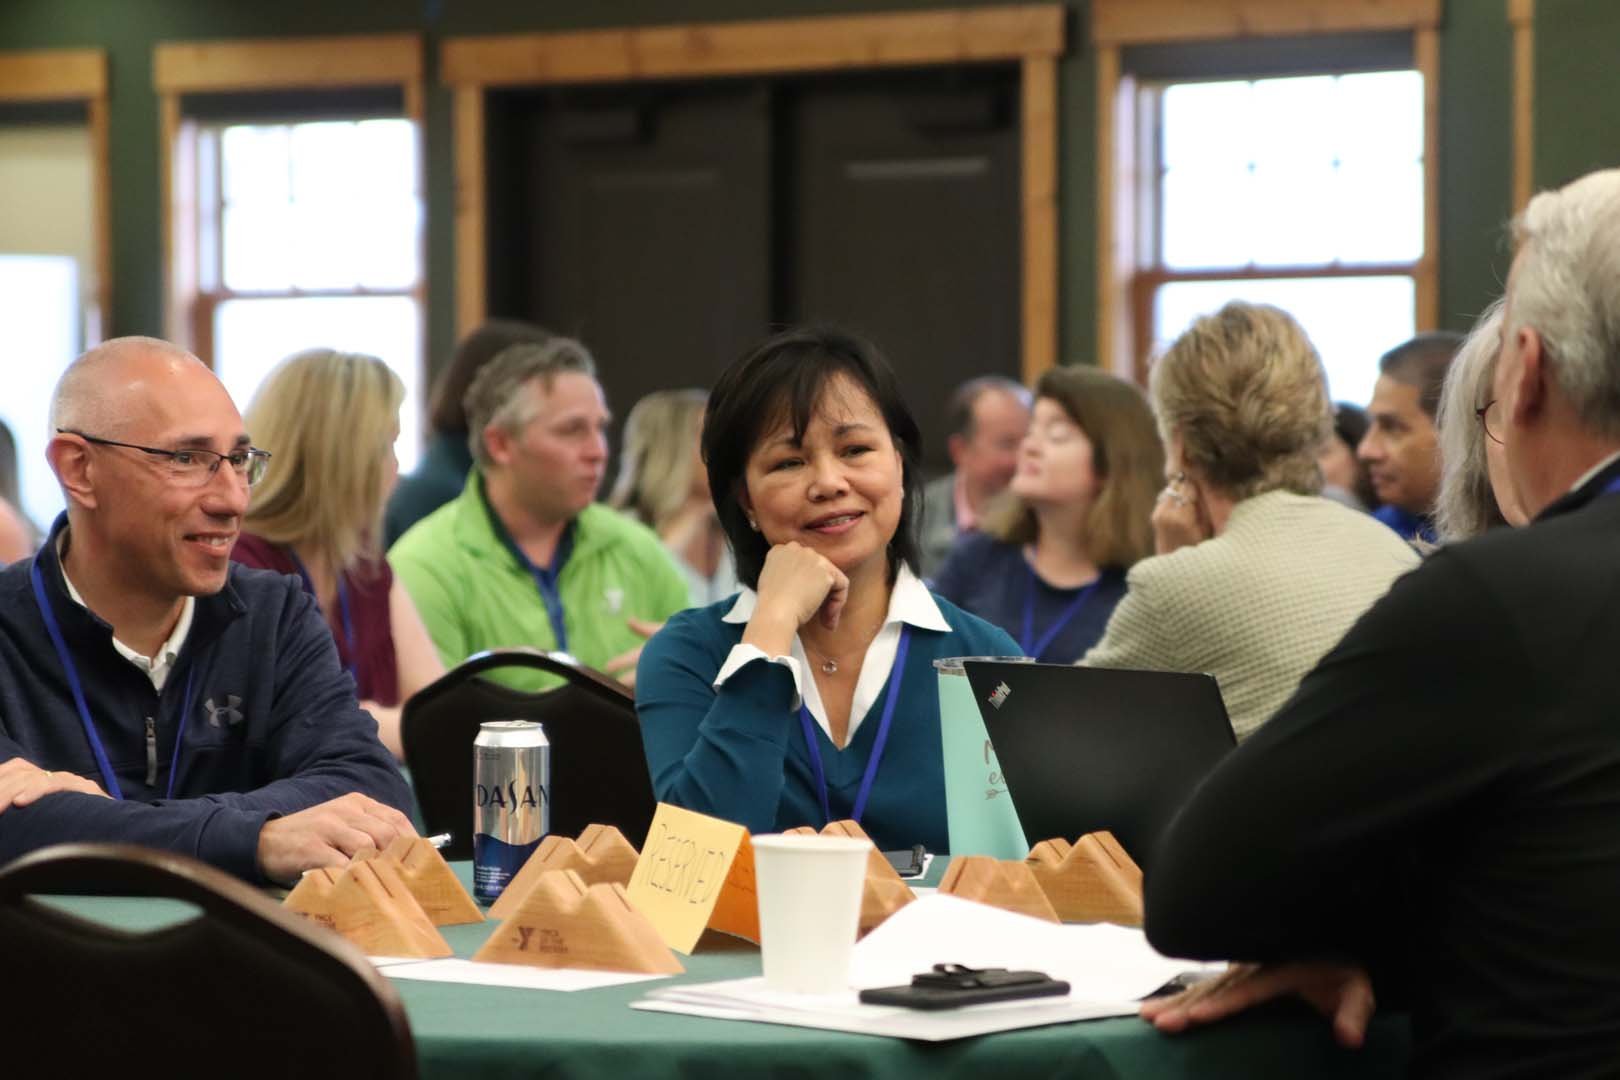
[{"xmin": 204, "ymin": 695, "xmax": 244, "ymax": 728}]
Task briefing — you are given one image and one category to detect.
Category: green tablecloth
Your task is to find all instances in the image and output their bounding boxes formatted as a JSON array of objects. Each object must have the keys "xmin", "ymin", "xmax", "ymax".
[{"xmin": 49, "ymin": 863, "xmax": 1411, "ymax": 1079}]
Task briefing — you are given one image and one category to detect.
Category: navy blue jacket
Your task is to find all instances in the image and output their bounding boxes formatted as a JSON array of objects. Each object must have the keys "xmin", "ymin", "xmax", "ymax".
[
  {"xmin": 0, "ymin": 521, "xmax": 412, "ymax": 882},
  {"xmin": 932, "ymin": 530, "xmax": 1127, "ymax": 663}
]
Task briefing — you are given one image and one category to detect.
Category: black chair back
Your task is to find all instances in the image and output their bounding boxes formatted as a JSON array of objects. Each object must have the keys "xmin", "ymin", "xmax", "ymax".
[
  {"xmin": 400, "ymin": 648, "xmax": 657, "ymax": 860},
  {"xmin": 0, "ymin": 843, "xmax": 417, "ymax": 1079}
]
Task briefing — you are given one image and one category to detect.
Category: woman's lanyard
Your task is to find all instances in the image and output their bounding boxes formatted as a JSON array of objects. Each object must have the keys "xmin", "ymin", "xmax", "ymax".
[
  {"xmin": 288, "ymin": 551, "xmax": 356, "ymax": 678},
  {"xmin": 29, "ymin": 558, "xmax": 195, "ymax": 800},
  {"xmin": 1020, "ymin": 565, "xmax": 1100, "ymax": 660},
  {"xmin": 797, "ymin": 625, "xmax": 912, "ymax": 826}
]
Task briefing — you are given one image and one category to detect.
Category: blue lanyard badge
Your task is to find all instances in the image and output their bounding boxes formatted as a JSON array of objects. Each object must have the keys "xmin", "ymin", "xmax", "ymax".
[
  {"xmin": 797, "ymin": 625, "xmax": 912, "ymax": 826},
  {"xmin": 1020, "ymin": 565, "xmax": 1100, "ymax": 660},
  {"xmin": 289, "ymin": 552, "xmax": 356, "ymax": 679},
  {"xmin": 479, "ymin": 479, "xmax": 574, "ymax": 653},
  {"xmin": 524, "ymin": 557, "xmax": 570, "ymax": 655},
  {"xmin": 30, "ymin": 558, "xmax": 196, "ymax": 800}
]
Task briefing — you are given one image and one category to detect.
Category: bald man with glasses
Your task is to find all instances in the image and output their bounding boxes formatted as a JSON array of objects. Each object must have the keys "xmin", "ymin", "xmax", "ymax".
[{"xmin": 0, "ymin": 337, "xmax": 413, "ymax": 884}]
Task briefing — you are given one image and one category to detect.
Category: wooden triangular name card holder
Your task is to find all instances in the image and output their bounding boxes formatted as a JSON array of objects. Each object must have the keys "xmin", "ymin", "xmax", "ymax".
[
  {"xmin": 1026, "ymin": 832, "xmax": 1144, "ymax": 926},
  {"xmin": 938, "ymin": 855, "xmax": 1060, "ymax": 923},
  {"xmin": 784, "ymin": 820, "xmax": 915, "ymax": 935},
  {"xmin": 283, "ymin": 859, "xmax": 453, "ymax": 957},
  {"xmin": 473, "ymin": 869, "xmax": 684, "ymax": 974},
  {"xmin": 353, "ymin": 836, "xmax": 484, "ymax": 927},
  {"xmin": 489, "ymin": 824, "xmax": 640, "ymax": 920}
]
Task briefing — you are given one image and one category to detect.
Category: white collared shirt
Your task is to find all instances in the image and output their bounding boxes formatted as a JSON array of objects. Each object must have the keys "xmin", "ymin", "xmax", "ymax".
[
  {"xmin": 1570, "ymin": 449, "xmax": 1620, "ymax": 497},
  {"xmin": 713, "ymin": 564, "xmax": 948, "ymax": 744},
  {"xmin": 58, "ymin": 539, "xmax": 194, "ymax": 691}
]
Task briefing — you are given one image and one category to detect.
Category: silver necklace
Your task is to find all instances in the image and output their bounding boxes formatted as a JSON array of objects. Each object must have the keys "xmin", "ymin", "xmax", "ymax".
[
  {"xmin": 803, "ymin": 614, "xmax": 884, "ymax": 677},
  {"xmin": 804, "ymin": 643, "xmax": 840, "ymax": 675}
]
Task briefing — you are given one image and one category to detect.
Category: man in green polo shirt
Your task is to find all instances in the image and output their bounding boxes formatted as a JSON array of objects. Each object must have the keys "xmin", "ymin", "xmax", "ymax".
[{"xmin": 389, "ymin": 337, "xmax": 691, "ymax": 693}]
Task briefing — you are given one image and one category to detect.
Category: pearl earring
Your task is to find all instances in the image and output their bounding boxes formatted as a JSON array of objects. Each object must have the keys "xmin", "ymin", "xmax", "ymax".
[{"xmin": 746, "ymin": 515, "xmax": 759, "ymax": 531}]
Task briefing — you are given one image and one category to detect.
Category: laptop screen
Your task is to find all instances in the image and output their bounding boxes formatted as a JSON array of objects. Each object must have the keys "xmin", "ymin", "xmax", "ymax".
[{"xmin": 962, "ymin": 661, "xmax": 1236, "ymax": 872}]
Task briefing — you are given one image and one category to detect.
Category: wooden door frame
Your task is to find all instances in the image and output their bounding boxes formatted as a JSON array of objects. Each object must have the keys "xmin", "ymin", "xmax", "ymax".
[
  {"xmin": 441, "ymin": 5, "xmax": 1066, "ymax": 385},
  {"xmin": 1509, "ymin": 0, "xmax": 1534, "ymax": 212},
  {"xmin": 0, "ymin": 48, "xmax": 111, "ymax": 342}
]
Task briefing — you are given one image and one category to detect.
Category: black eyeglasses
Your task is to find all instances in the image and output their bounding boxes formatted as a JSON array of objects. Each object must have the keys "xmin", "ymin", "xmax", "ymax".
[
  {"xmin": 1474, "ymin": 400, "xmax": 1504, "ymax": 446},
  {"xmin": 59, "ymin": 429, "xmax": 272, "ymax": 487}
]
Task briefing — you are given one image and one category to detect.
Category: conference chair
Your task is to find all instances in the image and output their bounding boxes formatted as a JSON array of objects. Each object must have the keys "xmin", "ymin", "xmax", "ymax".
[
  {"xmin": 401, "ymin": 648, "xmax": 658, "ymax": 860},
  {"xmin": 0, "ymin": 842, "xmax": 417, "ymax": 1079}
]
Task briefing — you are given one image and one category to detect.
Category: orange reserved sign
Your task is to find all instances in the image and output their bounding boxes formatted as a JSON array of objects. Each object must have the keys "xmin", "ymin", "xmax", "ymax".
[{"xmin": 626, "ymin": 803, "xmax": 759, "ymax": 953}]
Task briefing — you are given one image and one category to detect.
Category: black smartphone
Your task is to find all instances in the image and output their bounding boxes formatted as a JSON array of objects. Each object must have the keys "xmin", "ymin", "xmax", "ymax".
[
  {"xmin": 882, "ymin": 845, "xmax": 927, "ymax": 878},
  {"xmin": 859, "ymin": 968, "xmax": 1070, "ymax": 1011}
]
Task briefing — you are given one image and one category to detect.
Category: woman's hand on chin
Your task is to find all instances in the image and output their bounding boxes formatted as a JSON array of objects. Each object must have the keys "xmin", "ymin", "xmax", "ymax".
[
  {"xmin": 746, "ymin": 542, "xmax": 851, "ymax": 653},
  {"xmin": 1152, "ymin": 472, "xmax": 1213, "ymax": 555}
]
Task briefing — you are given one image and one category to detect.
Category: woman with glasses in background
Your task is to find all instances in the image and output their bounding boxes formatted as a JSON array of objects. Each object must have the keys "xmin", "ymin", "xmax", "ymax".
[{"xmin": 231, "ymin": 349, "xmax": 443, "ymax": 757}]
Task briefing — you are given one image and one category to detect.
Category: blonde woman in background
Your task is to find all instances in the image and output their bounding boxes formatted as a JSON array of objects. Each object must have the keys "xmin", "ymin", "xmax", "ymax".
[
  {"xmin": 1434, "ymin": 301, "xmax": 1529, "ymax": 541},
  {"xmin": 1083, "ymin": 302, "xmax": 1420, "ymax": 741},
  {"xmin": 231, "ymin": 349, "xmax": 443, "ymax": 757},
  {"xmin": 609, "ymin": 388, "xmax": 737, "ymax": 605}
]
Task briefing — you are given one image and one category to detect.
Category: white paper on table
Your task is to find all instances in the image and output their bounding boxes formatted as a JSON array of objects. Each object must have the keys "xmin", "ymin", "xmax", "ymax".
[
  {"xmin": 849, "ymin": 894, "xmax": 1214, "ymax": 1001},
  {"xmin": 632, "ymin": 894, "xmax": 1221, "ymax": 1041},
  {"xmin": 382, "ymin": 957, "xmax": 672, "ymax": 992},
  {"xmin": 368, "ymin": 955, "xmax": 430, "ymax": 968},
  {"xmin": 634, "ymin": 977, "xmax": 1132, "ymax": 1041}
]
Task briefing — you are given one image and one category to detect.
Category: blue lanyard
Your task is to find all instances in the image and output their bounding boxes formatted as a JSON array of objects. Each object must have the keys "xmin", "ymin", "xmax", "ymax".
[
  {"xmin": 30, "ymin": 558, "xmax": 196, "ymax": 800},
  {"xmin": 797, "ymin": 625, "xmax": 912, "ymax": 826},
  {"xmin": 1020, "ymin": 565, "xmax": 1100, "ymax": 660},
  {"xmin": 478, "ymin": 477, "xmax": 573, "ymax": 653},
  {"xmin": 288, "ymin": 551, "xmax": 356, "ymax": 678},
  {"xmin": 516, "ymin": 553, "xmax": 570, "ymax": 655},
  {"xmin": 1604, "ymin": 476, "xmax": 1620, "ymax": 497}
]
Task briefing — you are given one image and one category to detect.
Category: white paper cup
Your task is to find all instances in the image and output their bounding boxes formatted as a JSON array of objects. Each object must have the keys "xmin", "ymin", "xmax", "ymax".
[{"xmin": 751, "ymin": 834, "xmax": 872, "ymax": 994}]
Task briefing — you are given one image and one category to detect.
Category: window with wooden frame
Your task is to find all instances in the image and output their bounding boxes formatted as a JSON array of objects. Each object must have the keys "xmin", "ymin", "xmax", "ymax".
[
  {"xmin": 1093, "ymin": 0, "xmax": 1442, "ymax": 399},
  {"xmin": 154, "ymin": 35, "xmax": 427, "ymax": 468},
  {"xmin": 0, "ymin": 48, "xmax": 110, "ymax": 531}
]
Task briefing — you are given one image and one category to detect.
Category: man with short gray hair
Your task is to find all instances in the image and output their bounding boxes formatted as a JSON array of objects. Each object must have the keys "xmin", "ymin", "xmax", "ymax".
[
  {"xmin": 390, "ymin": 338, "xmax": 690, "ymax": 693},
  {"xmin": 1140, "ymin": 167, "xmax": 1620, "ymax": 1076},
  {"xmin": 917, "ymin": 376, "xmax": 1031, "ymax": 577}
]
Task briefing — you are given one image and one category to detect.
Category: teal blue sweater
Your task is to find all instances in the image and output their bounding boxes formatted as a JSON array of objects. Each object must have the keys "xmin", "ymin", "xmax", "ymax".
[{"xmin": 636, "ymin": 593, "xmax": 1018, "ymax": 853}]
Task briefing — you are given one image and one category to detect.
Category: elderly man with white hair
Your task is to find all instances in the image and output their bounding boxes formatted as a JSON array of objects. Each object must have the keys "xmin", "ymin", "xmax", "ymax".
[
  {"xmin": 0, "ymin": 337, "xmax": 414, "ymax": 884},
  {"xmin": 1138, "ymin": 168, "xmax": 1620, "ymax": 1078}
]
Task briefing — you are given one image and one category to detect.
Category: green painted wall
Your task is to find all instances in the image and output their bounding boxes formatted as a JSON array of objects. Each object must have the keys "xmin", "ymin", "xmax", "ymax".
[
  {"xmin": 0, "ymin": 0, "xmax": 1525, "ymax": 378},
  {"xmin": 1534, "ymin": 0, "xmax": 1620, "ymax": 192}
]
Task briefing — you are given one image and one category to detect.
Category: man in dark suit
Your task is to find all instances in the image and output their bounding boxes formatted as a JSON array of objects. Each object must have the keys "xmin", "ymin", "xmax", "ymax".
[{"xmin": 1138, "ymin": 167, "xmax": 1620, "ymax": 1079}]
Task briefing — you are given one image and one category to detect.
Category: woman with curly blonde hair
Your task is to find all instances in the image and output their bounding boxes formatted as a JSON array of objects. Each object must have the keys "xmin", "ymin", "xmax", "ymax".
[
  {"xmin": 231, "ymin": 349, "xmax": 443, "ymax": 757},
  {"xmin": 1082, "ymin": 302, "xmax": 1420, "ymax": 740}
]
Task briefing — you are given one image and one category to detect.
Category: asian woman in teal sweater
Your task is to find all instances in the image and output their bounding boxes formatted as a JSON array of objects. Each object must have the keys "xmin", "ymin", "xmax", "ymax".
[{"xmin": 635, "ymin": 327, "xmax": 1018, "ymax": 853}]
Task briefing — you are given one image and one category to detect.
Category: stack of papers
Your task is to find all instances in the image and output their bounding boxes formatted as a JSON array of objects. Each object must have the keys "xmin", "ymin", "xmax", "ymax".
[{"xmin": 633, "ymin": 894, "xmax": 1218, "ymax": 1040}]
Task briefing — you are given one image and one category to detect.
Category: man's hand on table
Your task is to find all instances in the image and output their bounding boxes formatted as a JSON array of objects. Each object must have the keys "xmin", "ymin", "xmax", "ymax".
[
  {"xmin": 1140, "ymin": 961, "xmax": 1375, "ymax": 1049},
  {"xmin": 0, "ymin": 757, "xmax": 110, "ymax": 812},
  {"xmin": 256, "ymin": 792, "xmax": 417, "ymax": 885}
]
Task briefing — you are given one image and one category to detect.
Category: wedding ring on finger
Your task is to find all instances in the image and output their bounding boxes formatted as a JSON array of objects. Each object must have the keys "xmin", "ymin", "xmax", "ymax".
[{"xmin": 1158, "ymin": 487, "xmax": 1187, "ymax": 507}]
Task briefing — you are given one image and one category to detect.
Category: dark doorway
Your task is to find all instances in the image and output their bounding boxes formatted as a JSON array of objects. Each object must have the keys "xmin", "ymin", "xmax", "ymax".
[{"xmin": 485, "ymin": 64, "xmax": 1021, "ymax": 479}]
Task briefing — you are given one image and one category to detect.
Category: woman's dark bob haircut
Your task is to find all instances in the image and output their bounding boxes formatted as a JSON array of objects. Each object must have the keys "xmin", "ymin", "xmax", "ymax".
[{"xmin": 702, "ymin": 326, "xmax": 923, "ymax": 590}]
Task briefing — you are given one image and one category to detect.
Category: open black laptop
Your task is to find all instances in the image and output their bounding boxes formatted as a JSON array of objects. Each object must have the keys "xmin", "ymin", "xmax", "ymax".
[{"xmin": 962, "ymin": 660, "xmax": 1237, "ymax": 873}]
